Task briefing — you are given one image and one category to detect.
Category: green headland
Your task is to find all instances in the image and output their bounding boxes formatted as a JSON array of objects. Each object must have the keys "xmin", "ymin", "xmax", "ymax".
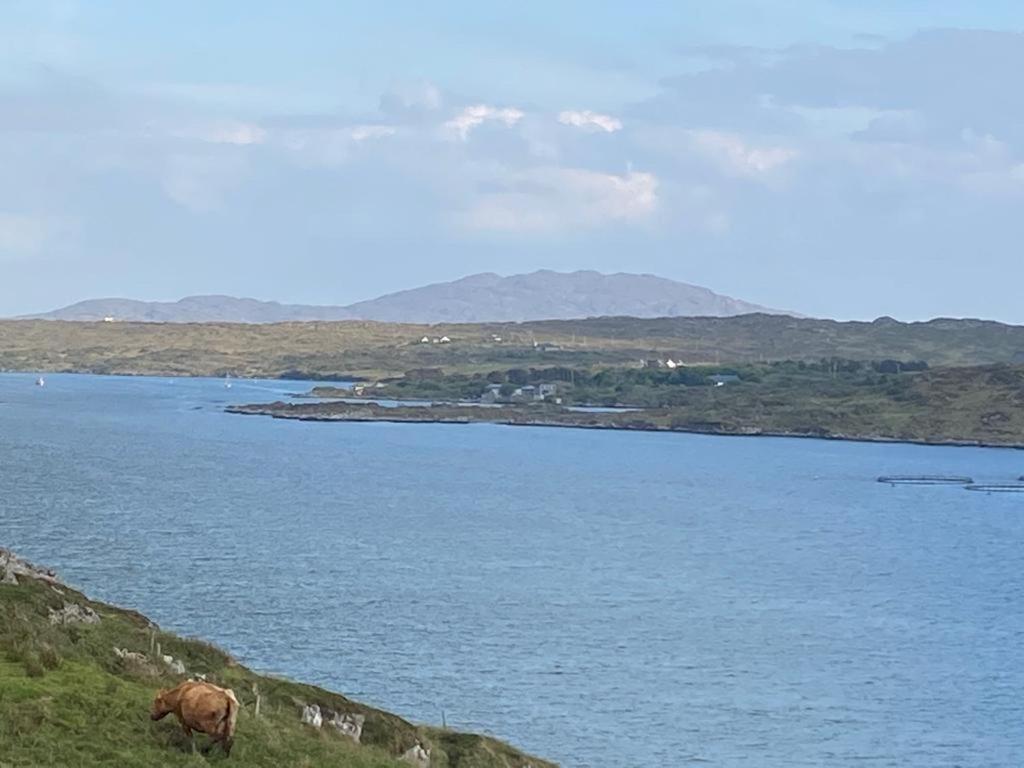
[{"xmin": 0, "ymin": 550, "xmax": 555, "ymax": 768}]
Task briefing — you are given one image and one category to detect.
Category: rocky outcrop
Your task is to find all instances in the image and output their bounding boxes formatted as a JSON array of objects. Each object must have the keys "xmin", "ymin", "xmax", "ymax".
[
  {"xmin": 0, "ymin": 549, "xmax": 59, "ymax": 586},
  {"xmin": 401, "ymin": 742, "xmax": 431, "ymax": 767},
  {"xmin": 49, "ymin": 602, "xmax": 101, "ymax": 625},
  {"xmin": 301, "ymin": 704, "xmax": 323, "ymax": 729},
  {"xmin": 111, "ymin": 647, "xmax": 186, "ymax": 677},
  {"xmin": 300, "ymin": 703, "xmax": 366, "ymax": 743},
  {"xmin": 161, "ymin": 654, "xmax": 187, "ymax": 675},
  {"xmin": 112, "ymin": 646, "xmax": 163, "ymax": 677},
  {"xmin": 326, "ymin": 711, "xmax": 364, "ymax": 742}
]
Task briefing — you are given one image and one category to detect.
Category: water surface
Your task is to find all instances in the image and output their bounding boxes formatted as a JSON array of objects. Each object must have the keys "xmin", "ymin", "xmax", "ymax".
[{"xmin": 1, "ymin": 373, "xmax": 1022, "ymax": 767}]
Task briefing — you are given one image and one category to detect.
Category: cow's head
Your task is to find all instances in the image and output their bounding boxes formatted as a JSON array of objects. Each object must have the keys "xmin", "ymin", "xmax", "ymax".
[{"xmin": 151, "ymin": 689, "xmax": 172, "ymax": 721}]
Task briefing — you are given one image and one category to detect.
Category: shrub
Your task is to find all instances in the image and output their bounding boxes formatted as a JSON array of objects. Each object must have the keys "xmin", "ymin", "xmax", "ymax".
[
  {"xmin": 39, "ymin": 643, "xmax": 61, "ymax": 671},
  {"xmin": 22, "ymin": 650, "xmax": 45, "ymax": 678}
]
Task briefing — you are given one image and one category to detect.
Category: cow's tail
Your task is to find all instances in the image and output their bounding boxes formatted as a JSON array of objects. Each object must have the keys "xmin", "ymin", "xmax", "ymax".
[{"xmin": 220, "ymin": 690, "xmax": 240, "ymax": 757}]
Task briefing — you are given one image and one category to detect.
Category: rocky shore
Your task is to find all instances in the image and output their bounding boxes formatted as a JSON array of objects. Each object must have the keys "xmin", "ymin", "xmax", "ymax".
[{"xmin": 226, "ymin": 399, "xmax": 1024, "ymax": 449}]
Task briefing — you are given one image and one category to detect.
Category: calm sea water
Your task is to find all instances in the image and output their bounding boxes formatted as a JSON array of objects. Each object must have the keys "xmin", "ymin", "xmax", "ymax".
[{"xmin": 2, "ymin": 373, "xmax": 1023, "ymax": 767}]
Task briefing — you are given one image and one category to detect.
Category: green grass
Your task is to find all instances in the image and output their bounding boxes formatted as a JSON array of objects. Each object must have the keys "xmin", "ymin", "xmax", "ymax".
[{"xmin": 0, "ymin": 574, "xmax": 555, "ymax": 768}]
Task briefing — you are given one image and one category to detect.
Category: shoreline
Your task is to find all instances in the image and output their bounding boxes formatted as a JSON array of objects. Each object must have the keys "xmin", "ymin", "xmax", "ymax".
[{"xmin": 226, "ymin": 403, "xmax": 1024, "ymax": 451}]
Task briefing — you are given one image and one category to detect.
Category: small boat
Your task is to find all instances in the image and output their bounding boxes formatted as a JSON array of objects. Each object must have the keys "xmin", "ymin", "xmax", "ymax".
[{"xmin": 35, "ymin": 377, "xmax": 45, "ymax": 387}]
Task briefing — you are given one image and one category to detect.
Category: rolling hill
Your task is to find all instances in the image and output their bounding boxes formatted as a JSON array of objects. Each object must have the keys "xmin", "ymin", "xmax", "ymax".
[{"xmin": 2, "ymin": 314, "xmax": 1023, "ymax": 380}]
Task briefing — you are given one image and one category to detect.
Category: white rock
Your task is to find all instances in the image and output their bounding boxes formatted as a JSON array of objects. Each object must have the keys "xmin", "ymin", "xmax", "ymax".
[
  {"xmin": 49, "ymin": 603, "xmax": 101, "ymax": 625},
  {"xmin": 326, "ymin": 711, "xmax": 364, "ymax": 743},
  {"xmin": 400, "ymin": 742, "xmax": 431, "ymax": 767},
  {"xmin": 113, "ymin": 647, "xmax": 149, "ymax": 664},
  {"xmin": 301, "ymin": 704, "xmax": 323, "ymax": 729},
  {"xmin": 1, "ymin": 549, "xmax": 60, "ymax": 586}
]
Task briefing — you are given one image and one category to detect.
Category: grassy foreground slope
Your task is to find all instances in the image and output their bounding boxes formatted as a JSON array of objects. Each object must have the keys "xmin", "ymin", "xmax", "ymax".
[
  {"xmin": 0, "ymin": 552, "xmax": 555, "ymax": 768},
  {"xmin": 2, "ymin": 314, "xmax": 1024, "ymax": 379}
]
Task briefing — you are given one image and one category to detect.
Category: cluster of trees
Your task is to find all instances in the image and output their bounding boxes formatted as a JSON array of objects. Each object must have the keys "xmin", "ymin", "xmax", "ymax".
[
  {"xmin": 387, "ymin": 357, "xmax": 934, "ymax": 408},
  {"xmin": 769, "ymin": 358, "xmax": 928, "ymax": 374},
  {"xmin": 387, "ymin": 365, "xmax": 732, "ymax": 406},
  {"xmin": 483, "ymin": 366, "xmax": 740, "ymax": 388}
]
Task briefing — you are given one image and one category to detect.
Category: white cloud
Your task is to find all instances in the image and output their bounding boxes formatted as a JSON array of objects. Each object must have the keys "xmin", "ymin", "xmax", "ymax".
[
  {"xmin": 0, "ymin": 213, "xmax": 48, "ymax": 258},
  {"xmin": 207, "ymin": 122, "xmax": 266, "ymax": 146},
  {"xmin": 350, "ymin": 124, "xmax": 397, "ymax": 142},
  {"xmin": 191, "ymin": 121, "xmax": 267, "ymax": 146},
  {"xmin": 689, "ymin": 130, "xmax": 797, "ymax": 176},
  {"xmin": 558, "ymin": 110, "xmax": 623, "ymax": 133},
  {"xmin": 277, "ymin": 124, "xmax": 398, "ymax": 167},
  {"xmin": 445, "ymin": 104, "xmax": 525, "ymax": 140},
  {"xmin": 458, "ymin": 167, "xmax": 657, "ymax": 232}
]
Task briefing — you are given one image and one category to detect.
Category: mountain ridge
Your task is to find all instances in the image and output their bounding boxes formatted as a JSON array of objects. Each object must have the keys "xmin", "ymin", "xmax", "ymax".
[{"xmin": 20, "ymin": 270, "xmax": 793, "ymax": 324}]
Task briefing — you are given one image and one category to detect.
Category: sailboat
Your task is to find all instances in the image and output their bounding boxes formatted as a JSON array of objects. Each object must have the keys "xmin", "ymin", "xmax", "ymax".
[
  {"xmin": 35, "ymin": 377, "xmax": 45, "ymax": 387},
  {"xmin": 224, "ymin": 374, "xmax": 232, "ymax": 390}
]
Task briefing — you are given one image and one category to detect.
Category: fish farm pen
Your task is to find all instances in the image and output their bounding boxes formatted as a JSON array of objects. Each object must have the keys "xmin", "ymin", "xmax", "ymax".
[
  {"xmin": 965, "ymin": 484, "xmax": 1024, "ymax": 493},
  {"xmin": 877, "ymin": 475, "xmax": 974, "ymax": 486}
]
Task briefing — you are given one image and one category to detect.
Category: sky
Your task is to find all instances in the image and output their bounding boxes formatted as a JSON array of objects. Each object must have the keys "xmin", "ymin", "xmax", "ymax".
[{"xmin": 2, "ymin": 2, "xmax": 1024, "ymax": 321}]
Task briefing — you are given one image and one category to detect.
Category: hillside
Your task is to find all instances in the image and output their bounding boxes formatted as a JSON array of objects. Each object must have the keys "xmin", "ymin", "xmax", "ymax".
[
  {"xmin": 1, "ymin": 314, "xmax": 1024, "ymax": 380},
  {"xmin": 22, "ymin": 271, "xmax": 787, "ymax": 324},
  {"xmin": 0, "ymin": 549, "xmax": 555, "ymax": 768}
]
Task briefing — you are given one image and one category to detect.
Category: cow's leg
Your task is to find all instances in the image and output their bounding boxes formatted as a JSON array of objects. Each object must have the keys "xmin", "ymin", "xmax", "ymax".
[
  {"xmin": 177, "ymin": 721, "xmax": 196, "ymax": 753},
  {"xmin": 201, "ymin": 733, "xmax": 225, "ymax": 756}
]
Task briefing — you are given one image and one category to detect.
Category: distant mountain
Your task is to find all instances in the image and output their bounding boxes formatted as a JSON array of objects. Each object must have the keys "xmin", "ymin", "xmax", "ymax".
[
  {"xmin": 26, "ymin": 295, "xmax": 357, "ymax": 323},
  {"xmin": 23, "ymin": 270, "xmax": 792, "ymax": 324},
  {"xmin": 342, "ymin": 271, "xmax": 788, "ymax": 323}
]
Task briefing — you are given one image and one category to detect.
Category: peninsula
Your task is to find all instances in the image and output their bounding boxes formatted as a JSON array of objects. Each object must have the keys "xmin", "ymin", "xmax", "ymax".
[{"xmin": 227, "ymin": 362, "xmax": 1024, "ymax": 448}]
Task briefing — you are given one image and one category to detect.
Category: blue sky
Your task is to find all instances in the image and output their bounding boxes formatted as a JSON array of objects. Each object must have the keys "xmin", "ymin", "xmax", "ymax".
[{"xmin": 2, "ymin": 1, "xmax": 1024, "ymax": 320}]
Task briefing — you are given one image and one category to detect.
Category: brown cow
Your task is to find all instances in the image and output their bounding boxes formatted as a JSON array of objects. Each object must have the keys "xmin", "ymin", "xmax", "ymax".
[{"xmin": 151, "ymin": 680, "xmax": 239, "ymax": 756}]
